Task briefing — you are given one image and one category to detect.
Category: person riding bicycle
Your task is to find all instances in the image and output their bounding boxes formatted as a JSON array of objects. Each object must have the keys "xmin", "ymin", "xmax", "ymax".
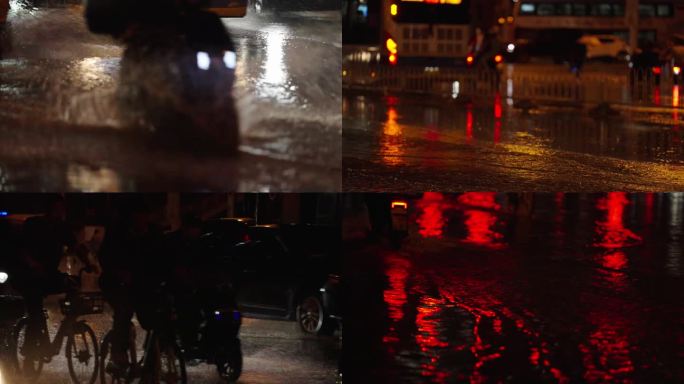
[
  {"xmin": 165, "ymin": 214, "xmax": 237, "ymax": 360},
  {"xmin": 11, "ymin": 196, "xmax": 77, "ymax": 359},
  {"xmin": 98, "ymin": 199, "xmax": 167, "ymax": 376}
]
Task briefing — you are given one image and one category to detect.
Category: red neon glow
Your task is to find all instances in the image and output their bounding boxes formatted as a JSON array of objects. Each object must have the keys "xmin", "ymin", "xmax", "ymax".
[
  {"xmin": 652, "ymin": 66, "xmax": 661, "ymax": 75},
  {"xmin": 458, "ymin": 193, "xmax": 505, "ymax": 248},
  {"xmin": 654, "ymin": 87, "xmax": 661, "ymax": 105},
  {"xmin": 416, "ymin": 192, "xmax": 446, "ymax": 238}
]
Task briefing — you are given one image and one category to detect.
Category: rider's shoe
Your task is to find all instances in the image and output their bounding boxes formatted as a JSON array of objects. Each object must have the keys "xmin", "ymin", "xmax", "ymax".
[{"xmin": 105, "ymin": 360, "xmax": 129, "ymax": 378}]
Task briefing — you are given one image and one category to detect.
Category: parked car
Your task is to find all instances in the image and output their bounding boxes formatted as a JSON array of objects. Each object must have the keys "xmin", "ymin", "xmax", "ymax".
[
  {"xmin": 229, "ymin": 224, "xmax": 341, "ymax": 335},
  {"xmin": 578, "ymin": 34, "xmax": 631, "ymax": 60}
]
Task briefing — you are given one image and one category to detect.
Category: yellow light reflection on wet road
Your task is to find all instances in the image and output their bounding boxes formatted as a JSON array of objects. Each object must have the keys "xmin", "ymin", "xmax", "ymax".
[{"xmin": 380, "ymin": 107, "xmax": 405, "ymax": 166}]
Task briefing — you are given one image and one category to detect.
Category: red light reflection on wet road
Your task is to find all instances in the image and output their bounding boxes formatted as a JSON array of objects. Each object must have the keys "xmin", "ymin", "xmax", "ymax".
[
  {"xmin": 466, "ymin": 104, "xmax": 474, "ymax": 143},
  {"xmin": 580, "ymin": 318, "xmax": 635, "ymax": 383},
  {"xmin": 594, "ymin": 192, "xmax": 642, "ymax": 250},
  {"xmin": 417, "ymin": 192, "xmax": 447, "ymax": 238},
  {"xmin": 458, "ymin": 193, "xmax": 505, "ymax": 248},
  {"xmin": 494, "ymin": 93, "xmax": 502, "ymax": 143},
  {"xmin": 415, "ymin": 296, "xmax": 449, "ymax": 383}
]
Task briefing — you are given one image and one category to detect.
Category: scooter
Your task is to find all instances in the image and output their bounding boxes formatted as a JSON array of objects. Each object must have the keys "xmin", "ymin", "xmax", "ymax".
[
  {"xmin": 179, "ymin": 284, "xmax": 243, "ymax": 383},
  {"xmin": 83, "ymin": 1, "xmax": 240, "ymax": 154}
]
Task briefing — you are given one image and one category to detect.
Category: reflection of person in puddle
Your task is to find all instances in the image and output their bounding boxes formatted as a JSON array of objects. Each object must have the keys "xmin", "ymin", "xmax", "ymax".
[{"xmin": 84, "ymin": 0, "xmax": 239, "ymax": 155}]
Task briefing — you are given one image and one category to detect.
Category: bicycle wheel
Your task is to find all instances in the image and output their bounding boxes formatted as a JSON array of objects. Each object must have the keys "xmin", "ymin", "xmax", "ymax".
[
  {"xmin": 99, "ymin": 331, "xmax": 136, "ymax": 384},
  {"xmin": 12, "ymin": 317, "xmax": 44, "ymax": 381},
  {"xmin": 142, "ymin": 334, "xmax": 186, "ymax": 384},
  {"xmin": 216, "ymin": 339, "xmax": 242, "ymax": 383},
  {"xmin": 66, "ymin": 321, "xmax": 99, "ymax": 384}
]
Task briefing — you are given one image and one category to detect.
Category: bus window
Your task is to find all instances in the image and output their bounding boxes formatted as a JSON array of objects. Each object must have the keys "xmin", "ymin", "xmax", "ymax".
[
  {"xmin": 393, "ymin": 0, "xmax": 470, "ymax": 24},
  {"xmin": 572, "ymin": 4, "xmax": 587, "ymax": 16},
  {"xmin": 656, "ymin": 4, "xmax": 673, "ymax": 17},
  {"xmin": 520, "ymin": 3, "xmax": 536, "ymax": 15}
]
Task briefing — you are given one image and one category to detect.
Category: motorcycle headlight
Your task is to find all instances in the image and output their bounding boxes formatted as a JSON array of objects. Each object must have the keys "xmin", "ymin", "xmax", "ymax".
[
  {"xmin": 223, "ymin": 51, "xmax": 237, "ymax": 70},
  {"xmin": 0, "ymin": 271, "xmax": 8, "ymax": 284},
  {"xmin": 197, "ymin": 51, "xmax": 211, "ymax": 71}
]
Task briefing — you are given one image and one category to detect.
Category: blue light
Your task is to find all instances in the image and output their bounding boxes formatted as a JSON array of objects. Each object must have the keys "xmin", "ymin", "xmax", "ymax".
[{"xmin": 0, "ymin": 211, "xmax": 8, "ymax": 217}]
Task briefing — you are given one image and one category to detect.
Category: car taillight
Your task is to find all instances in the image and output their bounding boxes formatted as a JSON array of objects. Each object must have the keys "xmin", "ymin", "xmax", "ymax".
[
  {"xmin": 652, "ymin": 67, "xmax": 662, "ymax": 75},
  {"xmin": 494, "ymin": 54, "xmax": 503, "ymax": 64}
]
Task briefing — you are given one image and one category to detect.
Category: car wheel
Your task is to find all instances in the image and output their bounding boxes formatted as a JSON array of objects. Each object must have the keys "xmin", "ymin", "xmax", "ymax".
[{"xmin": 297, "ymin": 295, "xmax": 328, "ymax": 335}]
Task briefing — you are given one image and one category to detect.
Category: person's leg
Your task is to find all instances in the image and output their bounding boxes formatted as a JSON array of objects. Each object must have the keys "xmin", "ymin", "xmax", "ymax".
[
  {"xmin": 109, "ymin": 291, "xmax": 135, "ymax": 372},
  {"xmin": 23, "ymin": 292, "xmax": 48, "ymax": 358}
]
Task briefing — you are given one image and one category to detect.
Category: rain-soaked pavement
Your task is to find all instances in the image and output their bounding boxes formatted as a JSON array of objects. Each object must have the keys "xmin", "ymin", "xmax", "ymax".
[
  {"xmin": 0, "ymin": 295, "xmax": 339, "ymax": 383},
  {"xmin": 343, "ymin": 91, "xmax": 684, "ymax": 192},
  {"xmin": 344, "ymin": 192, "xmax": 684, "ymax": 383},
  {"xmin": 0, "ymin": 1, "xmax": 341, "ymax": 191}
]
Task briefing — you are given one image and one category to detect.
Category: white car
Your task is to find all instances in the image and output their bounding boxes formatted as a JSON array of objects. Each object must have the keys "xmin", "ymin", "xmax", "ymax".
[{"xmin": 578, "ymin": 35, "xmax": 631, "ymax": 60}]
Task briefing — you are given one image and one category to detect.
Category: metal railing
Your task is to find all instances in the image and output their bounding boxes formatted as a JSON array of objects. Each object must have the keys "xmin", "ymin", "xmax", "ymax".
[{"xmin": 343, "ymin": 62, "xmax": 683, "ymax": 108}]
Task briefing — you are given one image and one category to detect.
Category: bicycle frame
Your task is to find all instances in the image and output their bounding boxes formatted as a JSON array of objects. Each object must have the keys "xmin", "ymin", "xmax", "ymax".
[{"xmin": 23, "ymin": 307, "xmax": 83, "ymax": 361}]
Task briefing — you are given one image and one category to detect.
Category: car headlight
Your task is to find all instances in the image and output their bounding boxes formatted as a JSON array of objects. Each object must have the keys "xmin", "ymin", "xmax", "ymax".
[{"xmin": 0, "ymin": 271, "xmax": 8, "ymax": 284}]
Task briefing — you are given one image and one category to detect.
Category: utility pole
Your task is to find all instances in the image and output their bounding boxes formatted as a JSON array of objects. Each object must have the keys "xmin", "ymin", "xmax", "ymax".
[{"xmin": 626, "ymin": 0, "xmax": 639, "ymax": 51}]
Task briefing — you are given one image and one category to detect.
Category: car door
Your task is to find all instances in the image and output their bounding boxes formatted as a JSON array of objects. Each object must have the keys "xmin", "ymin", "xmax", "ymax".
[{"xmin": 234, "ymin": 233, "xmax": 294, "ymax": 318}]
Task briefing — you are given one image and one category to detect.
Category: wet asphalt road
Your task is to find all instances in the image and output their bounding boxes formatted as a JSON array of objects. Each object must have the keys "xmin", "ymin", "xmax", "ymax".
[
  {"xmin": 0, "ymin": 295, "xmax": 339, "ymax": 384},
  {"xmin": 343, "ymin": 91, "xmax": 684, "ymax": 192},
  {"xmin": 0, "ymin": 2, "xmax": 341, "ymax": 191},
  {"xmin": 344, "ymin": 192, "xmax": 684, "ymax": 383}
]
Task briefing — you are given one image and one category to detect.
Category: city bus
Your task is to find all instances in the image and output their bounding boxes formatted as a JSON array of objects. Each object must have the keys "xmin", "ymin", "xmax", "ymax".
[
  {"xmin": 381, "ymin": 0, "xmax": 472, "ymax": 65},
  {"xmin": 207, "ymin": 0, "xmax": 248, "ymax": 17}
]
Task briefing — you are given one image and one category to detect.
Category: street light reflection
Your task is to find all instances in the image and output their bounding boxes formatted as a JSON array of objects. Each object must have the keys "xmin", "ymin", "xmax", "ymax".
[
  {"xmin": 258, "ymin": 25, "xmax": 295, "ymax": 103},
  {"xmin": 380, "ymin": 107, "xmax": 406, "ymax": 166}
]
